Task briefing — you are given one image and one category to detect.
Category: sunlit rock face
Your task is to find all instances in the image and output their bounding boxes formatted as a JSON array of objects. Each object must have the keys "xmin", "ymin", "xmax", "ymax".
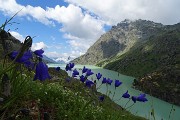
[{"xmin": 72, "ymin": 19, "xmax": 164, "ymax": 65}]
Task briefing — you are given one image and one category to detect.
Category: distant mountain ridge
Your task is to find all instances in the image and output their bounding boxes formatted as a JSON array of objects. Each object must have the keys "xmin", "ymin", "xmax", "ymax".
[{"xmin": 43, "ymin": 55, "xmax": 57, "ymax": 64}]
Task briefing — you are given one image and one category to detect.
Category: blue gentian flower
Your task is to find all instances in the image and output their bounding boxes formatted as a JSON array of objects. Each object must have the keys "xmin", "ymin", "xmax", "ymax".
[
  {"xmin": 115, "ymin": 80, "xmax": 122, "ymax": 88},
  {"xmin": 65, "ymin": 63, "xmax": 75, "ymax": 71},
  {"xmin": 85, "ymin": 80, "xmax": 94, "ymax": 88},
  {"xmin": 24, "ymin": 60, "xmax": 35, "ymax": 70},
  {"xmin": 122, "ymin": 91, "xmax": 130, "ymax": 98},
  {"xmin": 24, "ymin": 60, "xmax": 31, "ymax": 67},
  {"xmin": 96, "ymin": 73, "xmax": 102, "ymax": 80},
  {"xmin": 80, "ymin": 75, "xmax": 86, "ymax": 83},
  {"xmin": 102, "ymin": 77, "xmax": 107, "ymax": 84},
  {"xmin": 69, "ymin": 63, "xmax": 75, "ymax": 69},
  {"xmin": 65, "ymin": 64, "xmax": 70, "ymax": 71},
  {"xmin": 72, "ymin": 69, "xmax": 79, "ymax": 77},
  {"xmin": 132, "ymin": 96, "xmax": 137, "ymax": 103},
  {"xmin": 10, "ymin": 50, "xmax": 32, "ymax": 63},
  {"xmin": 56, "ymin": 67, "xmax": 61, "ymax": 71},
  {"xmin": 34, "ymin": 61, "xmax": 51, "ymax": 81},
  {"xmin": 138, "ymin": 93, "xmax": 146, "ymax": 98},
  {"xmin": 10, "ymin": 51, "xmax": 18, "ymax": 59},
  {"xmin": 82, "ymin": 66, "xmax": 88, "ymax": 73},
  {"xmin": 99, "ymin": 96, "xmax": 105, "ymax": 102},
  {"xmin": 106, "ymin": 78, "xmax": 113, "ymax": 85},
  {"xmin": 34, "ymin": 49, "xmax": 44, "ymax": 57},
  {"xmin": 86, "ymin": 69, "xmax": 94, "ymax": 76},
  {"xmin": 137, "ymin": 94, "xmax": 148, "ymax": 102},
  {"xmin": 22, "ymin": 50, "xmax": 33, "ymax": 59}
]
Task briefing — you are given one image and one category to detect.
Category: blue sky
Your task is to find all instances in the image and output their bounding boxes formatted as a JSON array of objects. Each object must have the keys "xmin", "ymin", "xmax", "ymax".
[{"xmin": 0, "ymin": 0, "xmax": 180, "ymax": 62}]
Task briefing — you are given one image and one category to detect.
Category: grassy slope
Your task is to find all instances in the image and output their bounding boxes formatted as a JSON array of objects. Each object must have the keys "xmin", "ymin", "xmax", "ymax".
[{"xmin": 0, "ymin": 64, "xmax": 145, "ymax": 120}]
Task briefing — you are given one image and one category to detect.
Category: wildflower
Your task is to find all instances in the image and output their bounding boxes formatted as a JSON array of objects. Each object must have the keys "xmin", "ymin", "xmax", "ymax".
[
  {"xmin": 65, "ymin": 63, "xmax": 75, "ymax": 71},
  {"xmin": 137, "ymin": 93, "xmax": 148, "ymax": 102},
  {"xmin": 34, "ymin": 49, "xmax": 44, "ymax": 57},
  {"xmin": 80, "ymin": 75, "xmax": 86, "ymax": 83},
  {"xmin": 65, "ymin": 64, "xmax": 70, "ymax": 71},
  {"xmin": 24, "ymin": 60, "xmax": 35, "ymax": 70},
  {"xmin": 102, "ymin": 77, "xmax": 107, "ymax": 84},
  {"xmin": 69, "ymin": 63, "xmax": 75, "ymax": 69},
  {"xmin": 10, "ymin": 50, "xmax": 32, "ymax": 63},
  {"xmin": 85, "ymin": 80, "xmax": 94, "ymax": 88},
  {"xmin": 99, "ymin": 96, "xmax": 105, "ymax": 102},
  {"xmin": 122, "ymin": 91, "xmax": 130, "ymax": 98},
  {"xmin": 34, "ymin": 61, "xmax": 51, "ymax": 81},
  {"xmin": 131, "ymin": 96, "xmax": 137, "ymax": 103},
  {"xmin": 82, "ymin": 66, "xmax": 88, "ymax": 73},
  {"xmin": 72, "ymin": 69, "xmax": 79, "ymax": 77},
  {"xmin": 86, "ymin": 69, "xmax": 94, "ymax": 76},
  {"xmin": 10, "ymin": 51, "xmax": 18, "ymax": 59},
  {"xmin": 115, "ymin": 80, "xmax": 122, "ymax": 88},
  {"xmin": 56, "ymin": 67, "xmax": 60, "ymax": 71},
  {"xmin": 96, "ymin": 73, "xmax": 102, "ymax": 80},
  {"xmin": 106, "ymin": 78, "xmax": 113, "ymax": 85}
]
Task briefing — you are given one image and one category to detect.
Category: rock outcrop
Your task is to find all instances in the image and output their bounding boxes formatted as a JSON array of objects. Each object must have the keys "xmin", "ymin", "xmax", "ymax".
[{"xmin": 72, "ymin": 19, "xmax": 164, "ymax": 65}]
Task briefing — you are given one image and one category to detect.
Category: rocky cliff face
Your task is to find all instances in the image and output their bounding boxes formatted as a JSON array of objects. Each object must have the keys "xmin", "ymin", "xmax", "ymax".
[
  {"xmin": 72, "ymin": 19, "xmax": 164, "ymax": 64},
  {"xmin": 0, "ymin": 30, "xmax": 22, "ymax": 59}
]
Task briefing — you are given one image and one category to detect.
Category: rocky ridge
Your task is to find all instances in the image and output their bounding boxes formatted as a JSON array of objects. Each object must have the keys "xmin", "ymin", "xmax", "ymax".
[{"xmin": 72, "ymin": 19, "xmax": 164, "ymax": 64}]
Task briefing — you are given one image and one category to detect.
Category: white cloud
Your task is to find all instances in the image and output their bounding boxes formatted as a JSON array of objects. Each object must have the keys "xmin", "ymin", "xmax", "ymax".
[
  {"xmin": 46, "ymin": 4, "xmax": 105, "ymax": 39},
  {"xmin": 0, "ymin": 0, "xmax": 105, "ymax": 58},
  {"xmin": 9, "ymin": 31, "xmax": 24, "ymax": 42},
  {"xmin": 65, "ymin": 0, "xmax": 180, "ymax": 25},
  {"xmin": 0, "ymin": 0, "xmax": 55, "ymax": 26},
  {"xmin": 64, "ymin": 33, "xmax": 90, "ymax": 51},
  {"xmin": 31, "ymin": 42, "xmax": 48, "ymax": 51}
]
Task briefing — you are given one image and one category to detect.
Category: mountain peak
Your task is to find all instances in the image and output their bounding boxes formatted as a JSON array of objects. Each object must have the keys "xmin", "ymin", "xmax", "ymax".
[{"xmin": 72, "ymin": 19, "xmax": 179, "ymax": 65}]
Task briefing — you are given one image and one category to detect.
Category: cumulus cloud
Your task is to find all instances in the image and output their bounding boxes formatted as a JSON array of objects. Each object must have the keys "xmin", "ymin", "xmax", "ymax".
[
  {"xmin": 46, "ymin": 4, "xmax": 105, "ymax": 54},
  {"xmin": 31, "ymin": 42, "xmax": 48, "ymax": 51},
  {"xmin": 0, "ymin": 0, "xmax": 105, "ymax": 57},
  {"xmin": 9, "ymin": 31, "xmax": 24, "ymax": 42},
  {"xmin": 64, "ymin": 34, "xmax": 90, "ymax": 52},
  {"xmin": 65, "ymin": 0, "xmax": 180, "ymax": 25},
  {"xmin": 0, "ymin": 0, "xmax": 55, "ymax": 26},
  {"xmin": 46, "ymin": 4, "xmax": 105, "ymax": 40}
]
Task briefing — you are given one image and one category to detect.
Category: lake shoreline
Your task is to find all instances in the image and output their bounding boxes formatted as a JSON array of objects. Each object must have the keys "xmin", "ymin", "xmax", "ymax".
[{"xmin": 48, "ymin": 64, "xmax": 180, "ymax": 120}]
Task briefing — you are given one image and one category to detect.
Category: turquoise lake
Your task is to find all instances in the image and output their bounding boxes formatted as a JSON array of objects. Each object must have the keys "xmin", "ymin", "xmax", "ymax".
[{"xmin": 48, "ymin": 64, "xmax": 180, "ymax": 120}]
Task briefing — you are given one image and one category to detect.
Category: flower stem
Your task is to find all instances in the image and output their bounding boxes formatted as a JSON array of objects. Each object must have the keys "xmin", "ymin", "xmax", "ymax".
[
  {"xmin": 124, "ymin": 98, "xmax": 131, "ymax": 108},
  {"xmin": 111, "ymin": 90, "xmax": 116, "ymax": 100},
  {"xmin": 96, "ymin": 83, "xmax": 102, "ymax": 90},
  {"xmin": 113, "ymin": 96, "xmax": 122, "ymax": 101},
  {"xmin": 106, "ymin": 84, "xmax": 108, "ymax": 96},
  {"xmin": 168, "ymin": 105, "xmax": 174, "ymax": 120},
  {"xmin": 125, "ymin": 103, "xmax": 135, "ymax": 110}
]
